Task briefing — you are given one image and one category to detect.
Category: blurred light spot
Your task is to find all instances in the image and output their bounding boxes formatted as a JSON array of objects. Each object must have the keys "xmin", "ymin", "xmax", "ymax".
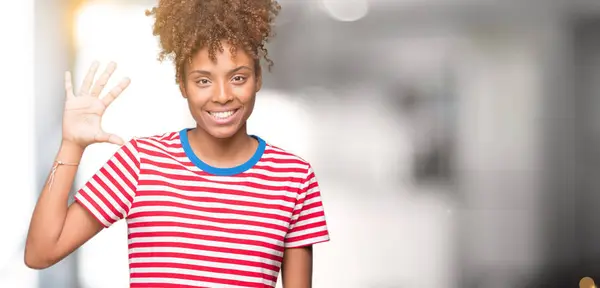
[
  {"xmin": 321, "ymin": 0, "xmax": 369, "ymax": 22},
  {"xmin": 580, "ymin": 277, "xmax": 596, "ymax": 288},
  {"xmin": 75, "ymin": 3, "xmax": 113, "ymax": 49}
]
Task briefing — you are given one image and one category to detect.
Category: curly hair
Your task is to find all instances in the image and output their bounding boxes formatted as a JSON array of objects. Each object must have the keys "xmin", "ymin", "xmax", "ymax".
[{"xmin": 145, "ymin": 0, "xmax": 281, "ymax": 84}]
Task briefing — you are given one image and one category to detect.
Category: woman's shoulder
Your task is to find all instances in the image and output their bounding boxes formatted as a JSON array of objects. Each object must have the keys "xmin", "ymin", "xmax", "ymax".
[
  {"xmin": 261, "ymin": 140, "xmax": 313, "ymax": 170},
  {"xmin": 129, "ymin": 130, "xmax": 183, "ymax": 146}
]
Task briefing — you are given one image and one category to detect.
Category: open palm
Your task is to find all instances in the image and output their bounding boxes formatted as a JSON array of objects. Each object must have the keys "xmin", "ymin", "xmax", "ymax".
[{"xmin": 62, "ymin": 61, "xmax": 131, "ymax": 148}]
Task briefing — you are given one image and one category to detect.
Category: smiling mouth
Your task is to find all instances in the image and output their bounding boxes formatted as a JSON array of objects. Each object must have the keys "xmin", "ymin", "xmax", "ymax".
[{"xmin": 207, "ymin": 109, "xmax": 239, "ymax": 119}]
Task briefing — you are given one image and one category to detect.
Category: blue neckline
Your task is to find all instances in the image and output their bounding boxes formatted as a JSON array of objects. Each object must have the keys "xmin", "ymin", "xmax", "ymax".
[{"xmin": 179, "ymin": 128, "xmax": 266, "ymax": 176}]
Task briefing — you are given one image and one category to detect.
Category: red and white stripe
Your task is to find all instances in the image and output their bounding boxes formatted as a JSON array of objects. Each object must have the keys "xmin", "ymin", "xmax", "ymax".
[{"xmin": 75, "ymin": 132, "xmax": 330, "ymax": 287}]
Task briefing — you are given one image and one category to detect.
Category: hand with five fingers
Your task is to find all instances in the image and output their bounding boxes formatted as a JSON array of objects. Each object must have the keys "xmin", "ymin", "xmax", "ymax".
[{"xmin": 62, "ymin": 61, "xmax": 131, "ymax": 149}]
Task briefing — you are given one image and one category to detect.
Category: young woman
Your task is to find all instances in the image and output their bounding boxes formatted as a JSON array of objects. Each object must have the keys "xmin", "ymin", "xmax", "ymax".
[{"xmin": 24, "ymin": 0, "xmax": 330, "ymax": 287}]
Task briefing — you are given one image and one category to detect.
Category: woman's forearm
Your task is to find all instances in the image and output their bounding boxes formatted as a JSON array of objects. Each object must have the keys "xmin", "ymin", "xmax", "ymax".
[{"xmin": 24, "ymin": 141, "xmax": 84, "ymax": 268}]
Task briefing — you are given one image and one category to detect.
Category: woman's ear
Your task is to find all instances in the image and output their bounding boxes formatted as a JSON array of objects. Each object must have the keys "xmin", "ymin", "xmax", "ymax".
[
  {"xmin": 178, "ymin": 78, "xmax": 187, "ymax": 98},
  {"xmin": 255, "ymin": 65, "xmax": 262, "ymax": 93}
]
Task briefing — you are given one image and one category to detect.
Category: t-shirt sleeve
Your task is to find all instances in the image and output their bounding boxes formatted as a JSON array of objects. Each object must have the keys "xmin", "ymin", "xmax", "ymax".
[
  {"xmin": 284, "ymin": 164, "xmax": 330, "ymax": 248},
  {"xmin": 74, "ymin": 138, "xmax": 140, "ymax": 228}
]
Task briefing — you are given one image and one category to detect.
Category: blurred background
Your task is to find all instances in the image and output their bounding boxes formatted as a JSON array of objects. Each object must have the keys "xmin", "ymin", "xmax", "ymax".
[{"xmin": 2, "ymin": 0, "xmax": 600, "ymax": 287}]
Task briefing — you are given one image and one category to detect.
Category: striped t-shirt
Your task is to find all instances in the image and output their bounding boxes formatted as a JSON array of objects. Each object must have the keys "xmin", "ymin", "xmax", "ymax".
[{"xmin": 74, "ymin": 128, "xmax": 330, "ymax": 287}]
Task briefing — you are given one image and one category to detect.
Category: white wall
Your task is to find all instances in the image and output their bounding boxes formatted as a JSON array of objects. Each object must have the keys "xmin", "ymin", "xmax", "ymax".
[
  {"xmin": 0, "ymin": 0, "xmax": 38, "ymax": 287},
  {"xmin": 454, "ymin": 28, "xmax": 545, "ymax": 287}
]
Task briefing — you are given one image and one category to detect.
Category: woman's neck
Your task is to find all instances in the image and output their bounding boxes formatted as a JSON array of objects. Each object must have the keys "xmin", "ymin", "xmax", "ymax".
[{"xmin": 187, "ymin": 124, "xmax": 258, "ymax": 169}]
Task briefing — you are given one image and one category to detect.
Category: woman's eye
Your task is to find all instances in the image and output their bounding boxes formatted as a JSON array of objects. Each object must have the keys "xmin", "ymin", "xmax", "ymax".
[
  {"xmin": 196, "ymin": 79, "xmax": 210, "ymax": 85},
  {"xmin": 232, "ymin": 76, "xmax": 246, "ymax": 82}
]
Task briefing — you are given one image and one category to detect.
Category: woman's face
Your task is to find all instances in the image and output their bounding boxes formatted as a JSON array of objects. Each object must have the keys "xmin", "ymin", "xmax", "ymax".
[{"xmin": 180, "ymin": 41, "xmax": 262, "ymax": 139}]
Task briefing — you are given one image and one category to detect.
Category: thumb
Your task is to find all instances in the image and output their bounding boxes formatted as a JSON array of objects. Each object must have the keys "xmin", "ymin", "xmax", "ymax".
[{"xmin": 95, "ymin": 131, "xmax": 125, "ymax": 146}]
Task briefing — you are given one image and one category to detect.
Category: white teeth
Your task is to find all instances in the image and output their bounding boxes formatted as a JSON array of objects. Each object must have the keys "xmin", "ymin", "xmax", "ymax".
[{"xmin": 210, "ymin": 110, "xmax": 235, "ymax": 119}]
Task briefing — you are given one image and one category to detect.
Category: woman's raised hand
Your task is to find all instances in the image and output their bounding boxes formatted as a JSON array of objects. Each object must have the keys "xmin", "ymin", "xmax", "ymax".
[{"xmin": 61, "ymin": 61, "xmax": 131, "ymax": 149}]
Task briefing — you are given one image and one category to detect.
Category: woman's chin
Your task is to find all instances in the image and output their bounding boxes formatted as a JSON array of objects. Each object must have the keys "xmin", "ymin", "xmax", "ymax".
[{"xmin": 206, "ymin": 126, "xmax": 243, "ymax": 139}]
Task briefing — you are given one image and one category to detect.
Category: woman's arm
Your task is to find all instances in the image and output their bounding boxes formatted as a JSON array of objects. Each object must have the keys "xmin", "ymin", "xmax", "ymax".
[
  {"xmin": 24, "ymin": 61, "xmax": 131, "ymax": 269},
  {"xmin": 282, "ymin": 164, "xmax": 330, "ymax": 287},
  {"xmin": 24, "ymin": 141, "xmax": 103, "ymax": 269},
  {"xmin": 281, "ymin": 246, "xmax": 313, "ymax": 288}
]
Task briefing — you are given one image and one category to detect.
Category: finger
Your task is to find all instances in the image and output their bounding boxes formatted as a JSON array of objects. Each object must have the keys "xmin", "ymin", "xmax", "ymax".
[
  {"xmin": 95, "ymin": 131, "xmax": 125, "ymax": 146},
  {"xmin": 102, "ymin": 77, "xmax": 131, "ymax": 107},
  {"xmin": 90, "ymin": 62, "xmax": 117, "ymax": 98},
  {"xmin": 64, "ymin": 71, "xmax": 75, "ymax": 99},
  {"xmin": 78, "ymin": 61, "xmax": 100, "ymax": 95}
]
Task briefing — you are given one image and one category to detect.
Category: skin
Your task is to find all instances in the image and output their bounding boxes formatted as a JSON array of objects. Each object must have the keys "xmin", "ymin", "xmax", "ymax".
[
  {"xmin": 179, "ymin": 42, "xmax": 260, "ymax": 168},
  {"xmin": 24, "ymin": 43, "xmax": 314, "ymax": 287},
  {"xmin": 281, "ymin": 246, "xmax": 314, "ymax": 288}
]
